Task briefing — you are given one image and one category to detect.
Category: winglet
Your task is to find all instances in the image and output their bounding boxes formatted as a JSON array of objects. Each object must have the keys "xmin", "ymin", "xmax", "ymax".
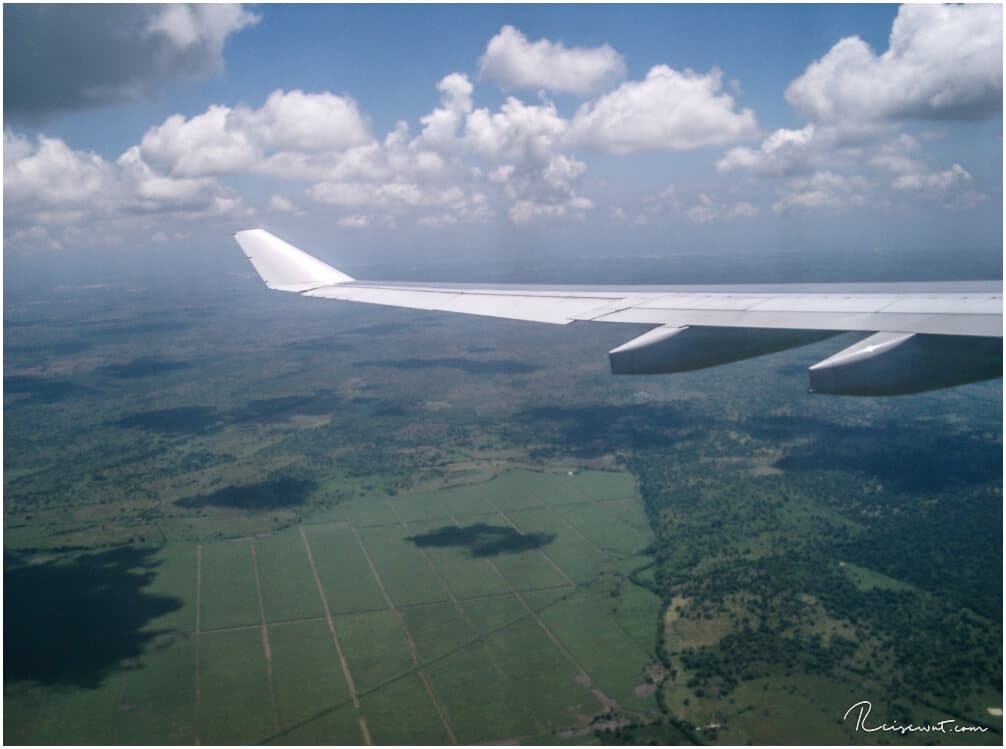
[{"xmin": 233, "ymin": 229, "xmax": 354, "ymax": 292}]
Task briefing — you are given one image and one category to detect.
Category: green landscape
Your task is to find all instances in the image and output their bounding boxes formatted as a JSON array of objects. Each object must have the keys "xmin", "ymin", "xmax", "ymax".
[{"xmin": 4, "ymin": 270, "xmax": 1002, "ymax": 744}]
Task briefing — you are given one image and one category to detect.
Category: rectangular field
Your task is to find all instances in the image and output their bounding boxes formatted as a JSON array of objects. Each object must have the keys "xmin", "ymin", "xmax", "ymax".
[
  {"xmin": 426, "ymin": 641, "xmax": 542, "ymax": 743},
  {"xmin": 4, "ymin": 468, "xmax": 660, "ymax": 745},
  {"xmin": 112, "ymin": 632, "xmax": 197, "ymax": 744},
  {"xmin": 551, "ymin": 501, "xmax": 647, "ymax": 554},
  {"xmin": 254, "ymin": 533, "xmax": 324, "ymax": 622},
  {"xmin": 538, "ymin": 591, "xmax": 654, "ymax": 711},
  {"xmin": 356, "ymin": 524, "xmax": 451, "ymax": 607},
  {"xmin": 360, "ymin": 672, "xmax": 453, "ymax": 745},
  {"xmin": 199, "ymin": 540, "xmax": 260, "ymax": 631},
  {"xmin": 303, "ymin": 525, "xmax": 388, "ymax": 614},
  {"xmin": 399, "ymin": 517, "xmax": 514, "ymax": 598},
  {"xmin": 506, "ymin": 507, "xmax": 608, "ymax": 584},
  {"xmin": 334, "ymin": 609, "xmax": 415, "ymax": 693},
  {"xmin": 268, "ymin": 619, "xmax": 353, "ymax": 731},
  {"xmin": 389, "ymin": 489, "xmax": 448, "ymax": 522},
  {"xmin": 197, "ymin": 628, "xmax": 274, "ymax": 745}
]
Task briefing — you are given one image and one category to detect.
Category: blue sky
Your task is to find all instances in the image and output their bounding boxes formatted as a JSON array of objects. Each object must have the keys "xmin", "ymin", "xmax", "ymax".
[
  {"xmin": 24, "ymin": 4, "xmax": 902, "ymax": 148},
  {"xmin": 3, "ymin": 4, "xmax": 1002, "ymax": 274}
]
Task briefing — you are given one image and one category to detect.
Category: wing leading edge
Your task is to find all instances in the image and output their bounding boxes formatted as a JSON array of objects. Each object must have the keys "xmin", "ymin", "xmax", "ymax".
[{"xmin": 233, "ymin": 229, "xmax": 1002, "ymax": 395}]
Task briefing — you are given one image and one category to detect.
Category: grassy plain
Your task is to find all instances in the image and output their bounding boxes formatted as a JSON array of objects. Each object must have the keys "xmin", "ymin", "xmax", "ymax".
[{"xmin": 5, "ymin": 270, "xmax": 1001, "ymax": 744}]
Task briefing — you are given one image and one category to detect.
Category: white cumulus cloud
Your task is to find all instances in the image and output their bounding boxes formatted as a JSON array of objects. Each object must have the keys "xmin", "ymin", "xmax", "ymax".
[
  {"xmin": 417, "ymin": 74, "xmax": 474, "ymax": 151},
  {"xmin": 568, "ymin": 66, "xmax": 758, "ymax": 154},
  {"xmin": 785, "ymin": 4, "xmax": 1003, "ymax": 124},
  {"xmin": 138, "ymin": 91, "xmax": 372, "ymax": 179},
  {"xmin": 4, "ymin": 131, "xmax": 114, "ymax": 211},
  {"xmin": 139, "ymin": 105, "xmax": 258, "ymax": 178},
  {"xmin": 479, "ymin": 26, "xmax": 626, "ymax": 95},
  {"xmin": 686, "ymin": 193, "xmax": 760, "ymax": 224},
  {"xmin": 4, "ymin": 130, "xmax": 247, "ymax": 243},
  {"xmin": 716, "ymin": 125, "xmax": 819, "ymax": 176},
  {"xmin": 465, "ymin": 97, "xmax": 568, "ymax": 163},
  {"xmin": 337, "ymin": 214, "xmax": 371, "ymax": 229},
  {"xmin": 892, "ymin": 163, "xmax": 972, "ymax": 192},
  {"xmin": 231, "ymin": 89, "xmax": 371, "ymax": 153},
  {"xmin": 888, "ymin": 163, "xmax": 985, "ymax": 209},
  {"xmin": 772, "ymin": 171, "xmax": 869, "ymax": 213},
  {"xmin": 268, "ymin": 195, "xmax": 301, "ymax": 214}
]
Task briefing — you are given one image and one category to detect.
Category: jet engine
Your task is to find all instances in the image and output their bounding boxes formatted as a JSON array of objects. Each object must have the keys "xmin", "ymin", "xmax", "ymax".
[
  {"xmin": 608, "ymin": 325, "xmax": 835, "ymax": 375},
  {"xmin": 808, "ymin": 332, "xmax": 1003, "ymax": 396}
]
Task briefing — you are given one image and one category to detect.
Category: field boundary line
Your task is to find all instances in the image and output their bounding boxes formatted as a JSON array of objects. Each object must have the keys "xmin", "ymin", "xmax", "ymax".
[
  {"xmin": 537, "ymin": 501, "xmax": 610, "ymax": 557},
  {"xmin": 200, "ymin": 614, "xmax": 330, "ymax": 635},
  {"xmin": 250, "ymin": 543, "xmax": 280, "ymax": 733},
  {"xmin": 479, "ymin": 494, "xmax": 578, "ymax": 588},
  {"xmin": 193, "ymin": 543, "xmax": 202, "ymax": 746},
  {"xmin": 443, "ymin": 508, "xmax": 611, "ymax": 711},
  {"xmin": 359, "ymin": 717, "xmax": 372, "ymax": 745},
  {"xmin": 259, "ymin": 586, "xmax": 580, "ymax": 745},
  {"xmin": 505, "ymin": 497, "xmax": 657, "ymax": 663},
  {"xmin": 202, "ymin": 586, "xmax": 578, "ymax": 623},
  {"xmin": 388, "ymin": 500, "xmax": 542, "ymax": 737},
  {"xmin": 266, "ymin": 614, "xmax": 327, "ymax": 628},
  {"xmin": 199, "ymin": 623, "xmax": 262, "ymax": 635},
  {"xmin": 349, "ymin": 521, "xmax": 459, "ymax": 745},
  {"xmin": 387, "ymin": 505, "xmax": 510, "ymax": 675},
  {"xmin": 551, "ymin": 499, "xmax": 650, "ymax": 549},
  {"xmin": 298, "ymin": 525, "xmax": 371, "ymax": 745},
  {"xmin": 400, "ymin": 584, "xmax": 574, "ymax": 609}
]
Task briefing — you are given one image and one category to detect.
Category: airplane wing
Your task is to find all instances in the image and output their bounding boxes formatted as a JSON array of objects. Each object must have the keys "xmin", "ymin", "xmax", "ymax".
[{"xmin": 233, "ymin": 229, "xmax": 1002, "ymax": 395}]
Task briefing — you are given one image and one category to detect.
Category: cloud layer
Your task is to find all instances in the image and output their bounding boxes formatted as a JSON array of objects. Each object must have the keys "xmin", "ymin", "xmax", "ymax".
[
  {"xmin": 4, "ymin": 4, "xmax": 258, "ymax": 123},
  {"xmin": 716, "ymin": 4, "xmax": 1000, "ymax": 216},
  {"xmin": 4, "ymin": 11, "xmax": 1000, "ymax": 252}
]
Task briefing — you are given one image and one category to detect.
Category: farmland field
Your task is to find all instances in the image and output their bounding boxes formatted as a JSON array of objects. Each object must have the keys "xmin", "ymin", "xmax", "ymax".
[{"xmin": 5, "ymin": 470, "xmax": 662, "ymax": 744}]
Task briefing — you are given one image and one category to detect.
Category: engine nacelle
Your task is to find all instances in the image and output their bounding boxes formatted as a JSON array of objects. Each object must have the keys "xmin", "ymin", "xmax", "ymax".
[
  {"xmin": 609, "ymin": 325, "xmax": 835, "ymax": 375},
  {"xmin": 808, "ymin": 332, "xmax": 1003, "ymax": 395}
]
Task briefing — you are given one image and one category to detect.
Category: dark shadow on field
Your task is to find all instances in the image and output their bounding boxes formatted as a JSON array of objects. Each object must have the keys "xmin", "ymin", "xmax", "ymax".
[
  {"xmin": 77, "ymin": 320, "xmax": 193, "ymax": 339},
  {"xmin": 111, "ymin": 406, "xmax": 223, "ymax": 434},
  {"xmin": 407, "ymin": 523, "xmax": 556, "ymax": 557},
  {"xmin": 353, "ymin": 357, "xmax": 538, "ymax": 375},
  {"xmin": 519, "ymin": 403, "xmax": 702, "ymax": 454},
  {"xmin": 4, "ymin": 547, "xmax": 182, "ymax": 688},
  {"xmin": 5, "ymin": 340, "xmax": 92, "ymax": 357},
  {"xmin": 97, "ymin": 356, "xmax": 191, "ymax": 379},
  {"xmin": 228, "ymin": 390, "xmax": 343, "ymax": 423},
  {"xmin": 350, "ymin": 397, "xmax": 410, "ymax": 417},
  {"xmin": 176, "ymin": 476, "xmax": 316, "ymax": 510},
  {"xmin": 282, "ymin": 337, "xmax": 355, "ymax": 353},
  {"xmin": 345, "ymin": 322, "xmax": 413, "ymax": 336},
  {"xmin": 3, "ymin": 375, "xmax": 93, "ymax": 403},
  {"xmin": 4, "ymin": 318, "xmax": 50, "ymax": 329},
  {"xmin": 110, "ymin": 390, "xmax": 345, "ymax": 434},
  {"xmin": 370, "ymin": 401, "xmax": 408, "ymax": 417},
  {"xmin": 751, "ymin": 416, "xmax": 1002, "ymax": 493}
]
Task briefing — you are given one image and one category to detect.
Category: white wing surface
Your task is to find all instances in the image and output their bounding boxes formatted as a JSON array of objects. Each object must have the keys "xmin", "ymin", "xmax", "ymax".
[{"xmin": 234, "ymin": 229, "xmax": 1002, "ymax": 395}]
